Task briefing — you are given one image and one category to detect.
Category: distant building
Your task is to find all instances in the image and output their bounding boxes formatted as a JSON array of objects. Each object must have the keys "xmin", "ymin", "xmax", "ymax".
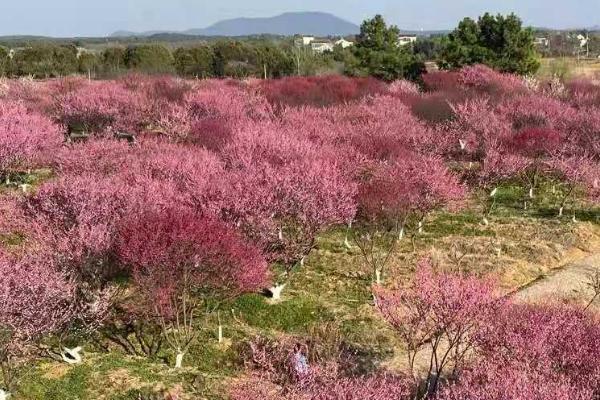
[
  {"xmin": 534, "ymin": 37, "xmax": 549, "ymax": 47},
  {"xmin": 76, "ymin": 47, "xmax": 91, "ymax": 59},
  {"xmin": 295, "ymin": 36, "xmax": 316, "ymax": 47},
  {"xmin": 311, "ymin": 42, "xmax": 334, "ymax": 53},
  {"xmin": 398, "ymin": 36, "xmax": 417, "ymax": 46},
  {"xmin": 335, "ymin": 38, "xmax": 354, "ymax": 48}
]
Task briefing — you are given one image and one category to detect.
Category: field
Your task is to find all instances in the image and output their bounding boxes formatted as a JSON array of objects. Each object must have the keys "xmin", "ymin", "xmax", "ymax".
[
  {"xmin": 0, "ymin": 66, "xmax": 599, "ymax": 399},
  {"xmin": 538, "ymin": 57, "xmax": 600, "ymax": 80}
]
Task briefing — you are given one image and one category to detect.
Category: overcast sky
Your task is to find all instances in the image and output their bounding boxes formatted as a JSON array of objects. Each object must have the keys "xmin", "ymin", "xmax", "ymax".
[{"xmin": 1, "ymin": 0, "xmax": 599, "ymax": 37}]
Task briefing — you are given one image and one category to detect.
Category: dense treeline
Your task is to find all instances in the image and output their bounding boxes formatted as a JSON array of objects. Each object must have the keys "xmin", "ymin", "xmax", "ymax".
[
  {"xmin": 0, "ymin": 13, "xmax": 542, "ymax": 81},
  {"xmin": 0, "ymin": 41, "xmax": 337, "ymax": 79}
]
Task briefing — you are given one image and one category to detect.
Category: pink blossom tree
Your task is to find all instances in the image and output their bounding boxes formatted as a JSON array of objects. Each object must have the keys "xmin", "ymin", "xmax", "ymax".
[
  {"xmin": 375, "ymin": 260, "xmax": 501, "ymax": 397},
  {"xmin": 354, "ymin": 155, "xmax": 465, "ymax": 284},
  {"xmin": 0, "ymin": 101, "xmax": 63, "ymax": 184},
  {"xmin": 220, "ymin": 124, "xmax": 356, "ymax": 298},
  {"xmin": 550, "ymin": 155, "xmax": 600, "ymax": 217},
  {"xmin": 25, "ymin": 171, "xmax": 184, "ymax": 284},
  {"xmin": 0, "ymin": 251, "xmax": 112, "ymax": 390},
  {"xmin": 441, "ymin": 304, "xmax": 600, "ymax": 400},
  {"xmin": 54, "ymin": 81, "xmax": 146, "ymax": 136},
  {"xmin": 502, "ymin": 127, "xmax": 562, "ymax": 201}
]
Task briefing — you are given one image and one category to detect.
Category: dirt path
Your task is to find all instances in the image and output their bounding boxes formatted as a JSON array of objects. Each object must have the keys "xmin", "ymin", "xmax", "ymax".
[{"xmin": 514, "ymin": 252, "xmax": 600, "ymax": 307}]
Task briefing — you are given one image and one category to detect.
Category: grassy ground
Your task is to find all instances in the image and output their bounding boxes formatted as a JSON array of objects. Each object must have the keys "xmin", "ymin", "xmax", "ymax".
[
  {"xmin": 3, "ymin": 178, "xmax": 600, "ymax": 399},
  {"xmin": 537, "ymin": 57, "xmax": 600, "ymax": 80}
]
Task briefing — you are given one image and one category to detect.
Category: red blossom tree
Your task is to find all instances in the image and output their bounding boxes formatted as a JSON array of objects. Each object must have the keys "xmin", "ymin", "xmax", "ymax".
[
  {"xmin": 259, "ymin": 75, "xmax": 387, "ymax": 109},
  {"xmin": 116, "ymin": 207, "xmax": 269, "ymax": 367}
]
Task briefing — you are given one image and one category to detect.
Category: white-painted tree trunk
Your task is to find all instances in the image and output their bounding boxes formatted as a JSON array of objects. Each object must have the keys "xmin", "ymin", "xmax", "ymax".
[
  {"xmin": 468, "ymin": 161, "xmax": 473, "ymax": 169},
  {"xmin": 529, "ymin": 188, "xmax": 534, "ymax": 198},
  {"xmin": 270, "ymin": 283, "xmax": 287, "ymax": 300},
  {"xmin": 375, "ymin": 269, "xmax": 382, "ymax": 285},
  {"xmin": 524, "ymin": 201, "xmax": 528, "ymax": 210},
  {"xmin": 482, "ymin": 217, "xmax": 489, "ymax": 226},
  {"xmin": 218, "ymin": 325, "xmax": 223, "ymax": 343},
  {"xmin": 175, "ymin": 350, "xmax": 185, "ymax": 368},
  {"xmin": 278, "ymin": 227, "xmax": 283, "ymax": 241},
  {"xmin": 398, "ymin": 226, "xmax": 405, "ymax": 240},
  {"xmin": 559, "ymin": 207, "xmax": 564, "ymax": 217},
  {"xmin": 344, "ymin": 236, "xmax": 352, "ymax": 249},
  {"xmin": 61, "ymin": 347, "xmax": 83, "ymax": 364},
  {"xmin": 418, "ymin": 221, "xmax": 423, "ymax": 234},
  {"xmin": 572, "ymin": 215, "xmax": 578, "ymax": 223}
]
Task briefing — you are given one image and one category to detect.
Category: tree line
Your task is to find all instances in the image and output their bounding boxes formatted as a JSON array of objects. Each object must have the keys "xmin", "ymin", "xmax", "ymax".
[{"xmin": 0, "ymin": 12, "xmax": 541, "ymax": 81}]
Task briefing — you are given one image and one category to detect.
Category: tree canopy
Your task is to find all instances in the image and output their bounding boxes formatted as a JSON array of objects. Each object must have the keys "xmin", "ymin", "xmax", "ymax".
[
  {"xmin": 349, "ymin": 15, "xmax": 425, "ymax": 82},
  {"xmin": 440, "ymin": 13, "xmax": 540, "ymax": 75}
]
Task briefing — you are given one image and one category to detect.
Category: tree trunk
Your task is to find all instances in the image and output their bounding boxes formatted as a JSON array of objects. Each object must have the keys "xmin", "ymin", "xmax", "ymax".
[
  {"xmin": 175, "ymin": 350, "xmax": 185, "ymax": 368},
  {"xmin": 375, "ymin": 269, "xmax": 382, "ymax": 285},
  {"xmin": 270, "ymin": 283, "xmax": 287, "ymax": 301},
  {"xmin": 344, "ymin": 235, "xmax": 352, "ymax": 249}
]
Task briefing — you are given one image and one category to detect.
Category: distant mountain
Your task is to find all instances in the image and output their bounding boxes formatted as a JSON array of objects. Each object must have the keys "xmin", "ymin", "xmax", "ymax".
[
  {"xmin": 111, "ymin": 30, "xmax": 176, "ymax": 38},
  {"xmin": 110, "ymin": 12, "xmax": 359, "ymax": 38}
]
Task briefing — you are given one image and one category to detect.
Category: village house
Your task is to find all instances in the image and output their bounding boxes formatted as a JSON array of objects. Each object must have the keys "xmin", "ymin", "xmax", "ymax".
[
  {"xmin": 398, "ymin": 35, "xmax": 417, "ymax": 46},
  {"xmin": 311, "ymin": 41, "xmax": 334, "ymax": 53},
  {"xmin": 294, "ymin": 35, "xmax": 316, "ymax": 47},
  {"xmin": 335, "ymin": 38, "xmax": 354, "ymax": 48}
]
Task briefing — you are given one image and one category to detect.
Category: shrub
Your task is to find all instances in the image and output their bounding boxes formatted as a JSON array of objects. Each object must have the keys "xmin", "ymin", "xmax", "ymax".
[
  {"xmin": 0, "ymin": 101, "xmax": 63, "ymax": 179},
  {"xmin": 259, "ymin": 76, "xmax": 387, "ymax": 108}
]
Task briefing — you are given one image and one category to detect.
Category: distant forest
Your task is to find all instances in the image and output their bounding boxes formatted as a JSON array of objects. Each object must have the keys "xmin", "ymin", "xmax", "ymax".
[{"xmin": 0, "ymin": 14, "xmax": 598, "ymax": 81}]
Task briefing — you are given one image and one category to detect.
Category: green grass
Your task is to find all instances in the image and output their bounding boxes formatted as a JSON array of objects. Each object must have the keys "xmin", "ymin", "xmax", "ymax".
[
  {"xmin": 17, "ymin": 363, "xmax": 92, "ymax": 400},
  {"xmin": 232, "ymin": 293, "xmax": 332, "ymax": 334},
  {"xmin": 0, "ymin": 232, "xmax": 26, "ymax": 247}
]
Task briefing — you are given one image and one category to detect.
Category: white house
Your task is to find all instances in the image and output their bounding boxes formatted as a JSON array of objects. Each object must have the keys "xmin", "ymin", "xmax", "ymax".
[
  {"xmin": 311, "ymin": 42, "xmax": 334, "ymax": 53},
  {"xmin": 398, "ymin": 36, "xmax": 417, "ymax": 46},
  {"xmin": 534, "ymin": 37, "xmax": 549, "ymax": 47},
  {"xmin": 295, "ymin": 36, "xmax": 316, "ymax": 47},
  {"xmin": 335, "ymin": 38, "xmax": 354, "ymax": 49}
]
